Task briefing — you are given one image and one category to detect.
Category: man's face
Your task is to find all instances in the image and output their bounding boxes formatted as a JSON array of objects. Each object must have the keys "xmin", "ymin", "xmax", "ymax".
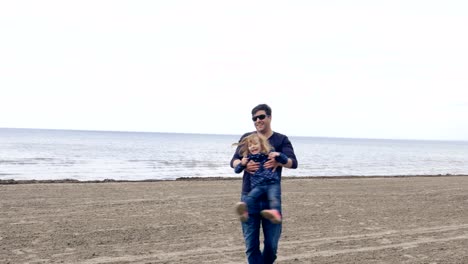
[{"xmin": 252, "ymin": 110, "xmax": 271, "ymax": 133}]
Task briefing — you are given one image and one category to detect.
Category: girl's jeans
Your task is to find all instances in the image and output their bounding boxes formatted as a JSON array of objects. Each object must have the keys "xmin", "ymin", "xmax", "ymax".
[{"xmin": 245, "ymin": 183, "xmax": 281, "ymax": 212}]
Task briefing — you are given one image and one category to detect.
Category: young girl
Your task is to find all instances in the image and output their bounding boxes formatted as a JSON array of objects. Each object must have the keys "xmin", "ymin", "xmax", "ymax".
[{"xmin": 233, "ymin": 133, "xmax": 289, "ymax": 224}]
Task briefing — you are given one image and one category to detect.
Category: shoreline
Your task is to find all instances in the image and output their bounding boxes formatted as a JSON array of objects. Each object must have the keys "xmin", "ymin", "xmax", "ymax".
[{"xmin": 1, "ymin": 174, "xmax": 467, "ymax": 184}]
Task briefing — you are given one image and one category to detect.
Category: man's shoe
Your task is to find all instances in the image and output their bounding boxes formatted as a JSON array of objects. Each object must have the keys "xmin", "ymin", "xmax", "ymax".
[{"xmin": 260, "ymin": 209, "xmax": 282, "ymax": 224}]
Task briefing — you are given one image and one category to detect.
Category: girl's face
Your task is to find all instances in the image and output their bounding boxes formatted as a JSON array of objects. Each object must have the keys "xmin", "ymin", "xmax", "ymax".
[{"xmin": 248, "ymin": 138, "xmax": 261, "ymax": 154}]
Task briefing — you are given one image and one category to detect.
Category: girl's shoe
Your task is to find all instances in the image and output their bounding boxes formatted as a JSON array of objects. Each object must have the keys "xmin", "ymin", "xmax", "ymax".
[
  {"xmin": 235, "ymin": 202, "xmax": 249, "ymax": 222},
  {"xmin": 260, "ymin": 209, "xmax": 282, "ymax": 224}
]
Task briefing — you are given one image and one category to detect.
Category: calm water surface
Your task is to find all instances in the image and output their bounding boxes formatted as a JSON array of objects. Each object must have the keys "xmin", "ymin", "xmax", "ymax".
[{"xmin": 1, "ymin": 128, "xmax": 467, "ymax": 181}]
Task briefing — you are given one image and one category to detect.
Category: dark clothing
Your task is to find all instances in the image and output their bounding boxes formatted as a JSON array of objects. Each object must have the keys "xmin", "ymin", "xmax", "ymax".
[
  {"xmin": 231, "ymin": 131, "xmax": 298, "ymax": 264},
  {"xmin": 234, "ymin": 152, "xmax": 288, "ymax": 189},
  {"xmin": 231, "ymin": 131, "xmax": 298, "ymax": 194},
  {"xmin": 245, "ymin": 182, "xmax": 281, "ymax": 212},
  {"xmin": 235, "ymin": 152, "xmax": 286, "ymax": 219},
  {"xmin": 241, "ymin": 192, "xmax": 281, "ymax": 264}
]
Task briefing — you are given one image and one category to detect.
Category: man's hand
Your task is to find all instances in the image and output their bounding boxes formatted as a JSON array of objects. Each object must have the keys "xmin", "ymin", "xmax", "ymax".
[
  {"xmin": 240, "ymin": 157, "xmax": 249, "ymax": 166},
  {"xmin": 246, "ymin": 160, "xmax": 259, "ymax": 174},
  {"xmin": 264, "ymin": 157, "xmax": 279, "ymax": 172}
]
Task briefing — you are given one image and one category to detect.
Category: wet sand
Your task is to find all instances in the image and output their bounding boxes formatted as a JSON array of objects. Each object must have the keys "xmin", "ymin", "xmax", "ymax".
[{"xmin": 1, "ymin": 176, "xmax": 468, "ymax": 263}]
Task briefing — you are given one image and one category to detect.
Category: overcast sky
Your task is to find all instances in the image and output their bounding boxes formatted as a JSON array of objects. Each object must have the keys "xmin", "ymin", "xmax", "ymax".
[{"xmin": 1, "ymin": 1, "xmax": 467, "ymax": 141}]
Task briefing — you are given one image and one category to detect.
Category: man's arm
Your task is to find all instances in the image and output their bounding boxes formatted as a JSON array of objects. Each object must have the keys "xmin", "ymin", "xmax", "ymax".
[
  {"xmin": 264, "ymin": 136, "xmax": 298, "ymax": 170},
  {"xmin": 230, "ymin": 134, "xmax": 245, "ymax": 168},
  {"xmin": 231, "ymin": 158, "xmax": 242, "ymax": 168},
  {"xmin": 279, "ymin": 136, "xmax": 298, "ymax": 169},
  {"xmin": 282, "ymin": 158, "xmax": 294, "ymax": 168},
  {"xmin": 232, "ymin": 157, "xmax": 259, "ymax": 174}
]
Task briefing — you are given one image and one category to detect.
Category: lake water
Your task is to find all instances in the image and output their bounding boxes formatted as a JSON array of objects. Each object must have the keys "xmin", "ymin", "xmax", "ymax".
[{"xmin": 1, "ymin": 128, "xmax": 467, "ymax": 181}]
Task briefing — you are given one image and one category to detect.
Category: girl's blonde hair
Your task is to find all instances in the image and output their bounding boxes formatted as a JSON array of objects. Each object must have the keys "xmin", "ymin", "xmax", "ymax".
[{"xmin": 232, "ymin": 133, "xmax": 273, "ymax": 157}]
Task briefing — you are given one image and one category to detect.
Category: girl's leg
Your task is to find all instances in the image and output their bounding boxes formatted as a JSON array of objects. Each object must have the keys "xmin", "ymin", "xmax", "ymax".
[
  {"xmin": 237, "ymin": 186, "xmax": 264, "ymax": 222},
  {"xmin": 266, "ymin": 183, "xmax": 281, "ymax": 211},
  {"xmin": 260, "ymin": 183, "xmax": 282, "ymax": 224},
  {"xmin": 235, "ymin": 202, "xmax": 248, "ymax": 222}
]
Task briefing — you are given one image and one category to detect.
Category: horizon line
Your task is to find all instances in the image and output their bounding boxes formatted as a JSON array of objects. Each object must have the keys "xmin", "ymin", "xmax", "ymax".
[{"xmin": 1, "ymin": 126, "xmax": 467, "ymax": 143}]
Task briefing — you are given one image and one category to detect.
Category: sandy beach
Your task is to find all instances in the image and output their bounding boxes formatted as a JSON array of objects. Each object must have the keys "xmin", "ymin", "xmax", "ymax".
[{"xmin": 1, "ymin": 176, "xmax": 468, "ymax": 264}]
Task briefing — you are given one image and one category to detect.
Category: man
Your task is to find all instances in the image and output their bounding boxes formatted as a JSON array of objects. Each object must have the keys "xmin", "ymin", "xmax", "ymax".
[{"xmin": 231, "ymin": 103, "xmax": 298, "ymax": 263}]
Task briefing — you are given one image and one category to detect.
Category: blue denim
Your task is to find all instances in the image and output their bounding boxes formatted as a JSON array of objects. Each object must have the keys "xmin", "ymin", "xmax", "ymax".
[
  {"xmin": 241, "ymin": 192, "xmax": 282, "ymax": 264},
  {"xmin": 245, "ymin": 183, "xmax": 281, "ymax": 212}
]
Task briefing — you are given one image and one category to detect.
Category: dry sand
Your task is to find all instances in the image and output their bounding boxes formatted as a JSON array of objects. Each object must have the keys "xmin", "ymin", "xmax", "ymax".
[{"xmin": 1, "ymin": 176, "xmax": 468, "ymax": 264}]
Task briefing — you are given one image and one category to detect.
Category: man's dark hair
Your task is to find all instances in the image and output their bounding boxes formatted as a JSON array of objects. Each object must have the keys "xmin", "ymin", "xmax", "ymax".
[{"xmin": 251, "ymin": 104, "xmax": 272, "ymax": 116}]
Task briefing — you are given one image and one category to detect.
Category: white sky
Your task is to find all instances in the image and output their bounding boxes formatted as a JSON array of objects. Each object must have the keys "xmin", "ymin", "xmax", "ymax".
[{"xmin": 1, "ymin": 1, "xmax": 467, "ymax": 141}]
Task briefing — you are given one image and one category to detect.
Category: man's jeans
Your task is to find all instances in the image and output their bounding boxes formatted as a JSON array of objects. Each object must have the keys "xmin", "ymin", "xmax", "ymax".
[{"xmin": 241, "ymin": 192, "xmax": 282, "ymax": 264}]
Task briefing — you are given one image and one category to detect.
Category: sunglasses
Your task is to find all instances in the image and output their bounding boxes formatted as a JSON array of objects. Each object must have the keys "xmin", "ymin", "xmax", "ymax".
[{"xmin": 252, "ymin": 114, "xmax": 268, "ymax": 122}]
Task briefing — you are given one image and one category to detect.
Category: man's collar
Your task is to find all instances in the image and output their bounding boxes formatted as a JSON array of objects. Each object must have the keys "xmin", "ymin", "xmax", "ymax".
[{"xmin": 258, "ymin": 130, "xmax": 274, "ymax": 139}]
